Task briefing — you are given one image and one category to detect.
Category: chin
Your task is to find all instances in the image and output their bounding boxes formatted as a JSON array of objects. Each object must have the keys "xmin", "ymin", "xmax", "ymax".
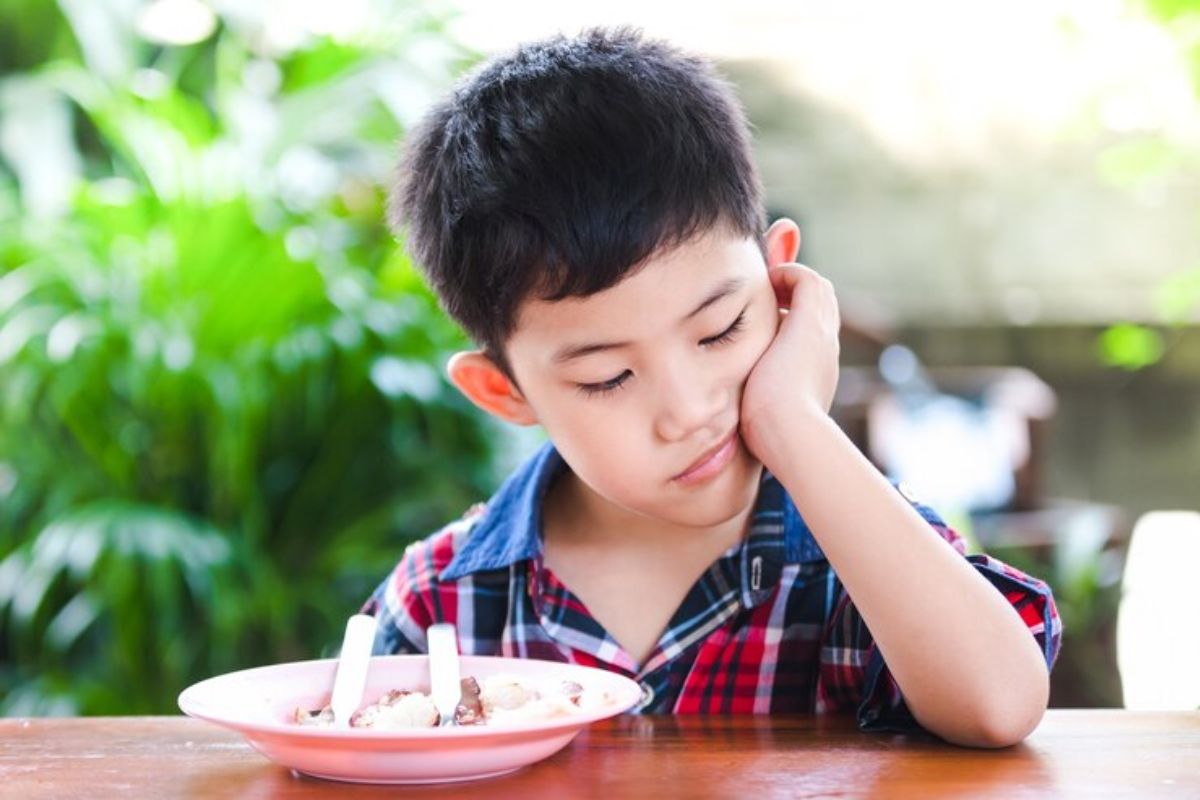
[{"xmin": 663, "ymin": 460, "xmax": 763, "ymax": 528}]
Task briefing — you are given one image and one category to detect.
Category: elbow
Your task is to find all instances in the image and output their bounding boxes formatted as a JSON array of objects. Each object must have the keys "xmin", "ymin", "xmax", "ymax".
[
  {"xmin": 967, "ymin": 703, "xmax": 1045, "ymax": 749},
  {"xmin": 927, "ymin": 670, "xmax": 1050, "ymax": 749}
]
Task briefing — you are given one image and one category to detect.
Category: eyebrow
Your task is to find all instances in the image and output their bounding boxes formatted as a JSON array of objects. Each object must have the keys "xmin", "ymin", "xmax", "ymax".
[{"xmin": 551, "ymin": 276, "xmax": 746, "ymax": 365}]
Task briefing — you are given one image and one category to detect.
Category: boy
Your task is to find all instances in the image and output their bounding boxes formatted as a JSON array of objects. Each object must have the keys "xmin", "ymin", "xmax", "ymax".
[{"xmin": 364, "ymin": 27, "xmax": 1060, "ymax": 748}]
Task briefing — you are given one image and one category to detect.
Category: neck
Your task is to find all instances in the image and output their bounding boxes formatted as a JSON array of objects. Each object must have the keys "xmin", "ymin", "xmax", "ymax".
[{"xmin": 542, "ymin": 468, "xmax": 755, "ymax": 555}]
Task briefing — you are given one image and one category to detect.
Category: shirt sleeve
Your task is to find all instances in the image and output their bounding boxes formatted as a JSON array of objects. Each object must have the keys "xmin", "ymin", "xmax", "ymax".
[
  {"xmin": 814, "ymin": 493, "xmax": 1063, "ymax": 734},
  {"xmin": 360, "ymin": 537, "xmax": 439, "ymax": 655}
]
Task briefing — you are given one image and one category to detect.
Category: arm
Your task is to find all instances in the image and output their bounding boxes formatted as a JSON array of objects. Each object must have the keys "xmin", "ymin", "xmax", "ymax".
[
  {"xmin": 758, "ymin": 411, "xmax": 1049, "ymax": 747},
  {"xmin": 741, "ymin": 265, "xmax": 1050, "ymax": 748}
]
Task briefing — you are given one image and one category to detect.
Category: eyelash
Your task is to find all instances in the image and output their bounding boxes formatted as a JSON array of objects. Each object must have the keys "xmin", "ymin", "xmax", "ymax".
[
  {"xmin": 575, "ymin": 310, "xmax": 747, "ymax": 398},
  {"xmin": 699, "ymin": 310, "xmax": 746, "ymax": 348}
]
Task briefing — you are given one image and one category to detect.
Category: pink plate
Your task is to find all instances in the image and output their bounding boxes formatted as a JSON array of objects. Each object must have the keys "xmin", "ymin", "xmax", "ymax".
[{"xmin": 178, "ymin": 654, "xmax": 642, "ymax": 784}]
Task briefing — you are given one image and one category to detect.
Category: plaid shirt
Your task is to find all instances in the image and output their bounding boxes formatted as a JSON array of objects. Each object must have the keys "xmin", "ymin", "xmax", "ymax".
[{"xmin": 364, "ymin": 442, "xmax": 1061, "ymax": 731}]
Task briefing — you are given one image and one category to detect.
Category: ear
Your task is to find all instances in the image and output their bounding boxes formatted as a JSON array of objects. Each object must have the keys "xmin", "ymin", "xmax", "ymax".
[
  {"xmin": 446, "ymin": 351, "xmax": 539, "ymax": 426},
  {"xmin": 764, "ymin": 218, "xmax": 802, "ymax": 267}
]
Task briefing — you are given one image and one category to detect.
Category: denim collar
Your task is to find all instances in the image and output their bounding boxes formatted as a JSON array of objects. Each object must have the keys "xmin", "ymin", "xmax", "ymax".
[{"xmin": 438, "ymin": 441, "xmax": 825, "ymax": 581}]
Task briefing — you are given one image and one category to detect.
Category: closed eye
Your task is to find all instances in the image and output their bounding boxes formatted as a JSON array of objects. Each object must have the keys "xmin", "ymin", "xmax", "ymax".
[
  {"xmin": 576, "ymin": 369, "xmax": 632, "ymax": 398},
  {"xmin": 575, "ymin": 308, "xmax": 747, "ymax": 398},
  {"xmin": 699, "ymin": 309, "xmax": 747, "ymax": 348}
]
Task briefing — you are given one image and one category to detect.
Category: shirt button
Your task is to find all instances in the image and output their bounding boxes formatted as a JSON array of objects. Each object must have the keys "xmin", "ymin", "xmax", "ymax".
[{"xmin": 636, "ymin": 683, "xmax": 655, "ymax": 711}]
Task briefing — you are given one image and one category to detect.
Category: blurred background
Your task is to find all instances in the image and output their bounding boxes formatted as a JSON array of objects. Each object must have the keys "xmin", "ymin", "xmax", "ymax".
[{"xmin": 1, "ymin": 0, "xmax": 1197, "ymax": 716}]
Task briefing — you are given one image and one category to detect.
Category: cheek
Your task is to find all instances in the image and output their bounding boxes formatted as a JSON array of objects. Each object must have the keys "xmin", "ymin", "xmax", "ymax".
[
  {"xmin": 739, "ymin": 304, "xmax": 780, "ymax": 376},
  {"xmin": 541, "ymin": 394, "xmax": 644, "ymax": 460},
  {"xmin": 551, "ymin": 416, "xmax": 657, "ymax": 500}
]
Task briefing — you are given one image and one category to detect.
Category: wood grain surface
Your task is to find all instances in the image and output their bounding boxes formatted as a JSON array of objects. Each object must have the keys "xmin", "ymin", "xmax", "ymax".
[{"xmin": 1, "ymin": 711, "xmax": 1197, "ymax": 798}]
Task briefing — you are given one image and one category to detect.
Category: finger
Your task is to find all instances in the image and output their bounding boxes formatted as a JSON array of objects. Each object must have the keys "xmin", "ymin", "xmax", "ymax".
[
  {"xmin": 767, "ymin": 264, "xmax": 824, "ymax": 312},
  {"xmin": 767, "ymin": 264, "xmax": 800, "ymax": 309}
]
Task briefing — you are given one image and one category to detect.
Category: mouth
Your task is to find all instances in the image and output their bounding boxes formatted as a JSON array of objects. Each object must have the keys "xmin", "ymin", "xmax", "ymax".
[{"xmin": 672, "ymin": 429, "xmax": 739, "ymax": 485}]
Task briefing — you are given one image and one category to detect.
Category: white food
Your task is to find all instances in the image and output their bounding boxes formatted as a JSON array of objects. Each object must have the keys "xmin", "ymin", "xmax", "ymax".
[
  {"xmin": 478, "ymin": 674, "xmax": 603, "ymax": 723},
  {"xmin": 351, "ymin": 690, "xmax": 438, "ymax": 729},
  {"xmin": 293, "ymin": 673, "xmax": 613, "ymax": 730}
]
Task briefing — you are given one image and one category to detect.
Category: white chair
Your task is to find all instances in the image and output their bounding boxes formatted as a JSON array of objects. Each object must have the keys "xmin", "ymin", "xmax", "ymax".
[{"xmin": 1116, "ymin": 511, "xmax": 1200, "ymax": 710}]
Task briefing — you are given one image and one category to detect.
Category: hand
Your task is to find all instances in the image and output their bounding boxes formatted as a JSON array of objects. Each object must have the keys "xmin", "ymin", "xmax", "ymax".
[{"xmin": 739, "ymin": 264, "xmax": 841, "ymax": 465}]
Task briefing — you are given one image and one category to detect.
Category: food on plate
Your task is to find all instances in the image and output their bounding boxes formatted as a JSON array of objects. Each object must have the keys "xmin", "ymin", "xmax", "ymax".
[{"xmin": 293, "ymin": 673, "xmax": 612, "ymax": 730}]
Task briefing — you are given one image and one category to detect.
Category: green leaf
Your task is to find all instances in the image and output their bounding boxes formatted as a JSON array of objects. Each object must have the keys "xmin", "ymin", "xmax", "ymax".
[
  {"xmin": 1097, "ymin": 323, "xmax": 1166, "ymax": 370},
  {"xmin": 281, "ymin": 39, "xmax": 371, "ymax": 93}
]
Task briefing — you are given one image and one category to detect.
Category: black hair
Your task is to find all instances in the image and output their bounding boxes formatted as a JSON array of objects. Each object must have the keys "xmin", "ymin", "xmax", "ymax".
[{"xmin": 390, "ymin": 26, "xmax": 765, "ymax": 379}]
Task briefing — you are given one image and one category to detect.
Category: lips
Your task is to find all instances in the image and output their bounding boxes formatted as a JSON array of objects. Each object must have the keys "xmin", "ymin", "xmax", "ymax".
[{"xmin": 673, "ymin": 430, "xmax": 738, "ymax": 483}]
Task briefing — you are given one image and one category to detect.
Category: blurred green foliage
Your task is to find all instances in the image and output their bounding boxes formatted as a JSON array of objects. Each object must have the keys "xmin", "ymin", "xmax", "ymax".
[
  {"xmin": 1097, "ymin": 0, "xmax": 1200, "ymax": 369},
  {"xmin": 1097, "ymin": 323, "xmax": 1166, "ymax": 371},
  {"xmin": 1147, "ymin": 0, "xmax": 1200, "ymax": 88},
  {"xmin": 0, "ymin": 1, "xmax": 503, "ymax": 714}
]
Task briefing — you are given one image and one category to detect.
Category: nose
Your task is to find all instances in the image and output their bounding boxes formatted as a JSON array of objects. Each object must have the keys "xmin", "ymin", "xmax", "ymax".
[{"xmin": 652, "ymin": 356, "xmax": 728, "ymax": 443}]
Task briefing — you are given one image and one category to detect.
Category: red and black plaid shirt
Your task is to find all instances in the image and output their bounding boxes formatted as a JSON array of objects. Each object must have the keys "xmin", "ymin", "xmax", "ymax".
[{"xmin": 364, "ymin": 443, "xmax": 1061, "ymax": 732}]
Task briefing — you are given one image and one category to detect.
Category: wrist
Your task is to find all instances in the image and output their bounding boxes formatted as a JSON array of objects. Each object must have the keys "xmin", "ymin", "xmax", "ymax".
[{"xmin": 742, "ymin": 401, "xmax": 835, "ymax": 473}]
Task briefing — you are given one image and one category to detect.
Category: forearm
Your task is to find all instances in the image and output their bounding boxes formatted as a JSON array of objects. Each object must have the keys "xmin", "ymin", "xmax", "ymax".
[{"xmin": 752, "ymin": 410, "xmax": 1049, "ymax": 748}]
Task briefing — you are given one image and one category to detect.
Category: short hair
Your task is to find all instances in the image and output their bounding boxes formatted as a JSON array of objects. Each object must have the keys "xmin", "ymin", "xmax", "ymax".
[{"xmin": 390, "ymin": 26, "xmax": 765, "ymax": 378}]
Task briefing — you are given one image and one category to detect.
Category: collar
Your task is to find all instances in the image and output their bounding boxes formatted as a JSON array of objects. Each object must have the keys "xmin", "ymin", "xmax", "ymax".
[{"xmin": 438, "ymin": 441, "xmax": 825, "ymax": 581}]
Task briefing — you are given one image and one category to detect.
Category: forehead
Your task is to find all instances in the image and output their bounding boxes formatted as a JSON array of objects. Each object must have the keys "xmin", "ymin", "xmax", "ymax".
[{"xmin": 508, "ymin": 228, "xmax": 764, "ymax": 358}]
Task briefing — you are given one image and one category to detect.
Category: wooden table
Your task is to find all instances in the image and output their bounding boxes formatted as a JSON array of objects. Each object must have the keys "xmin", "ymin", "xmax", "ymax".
[{"xmin": 2, "ymin": 711, "xmax": 1197, "ymax": 798}]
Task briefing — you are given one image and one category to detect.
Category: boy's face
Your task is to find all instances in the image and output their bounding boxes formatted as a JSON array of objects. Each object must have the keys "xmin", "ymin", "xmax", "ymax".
[{"xmin": 473, "ymin": 223, "xmax": 795, "ymax": 531}]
